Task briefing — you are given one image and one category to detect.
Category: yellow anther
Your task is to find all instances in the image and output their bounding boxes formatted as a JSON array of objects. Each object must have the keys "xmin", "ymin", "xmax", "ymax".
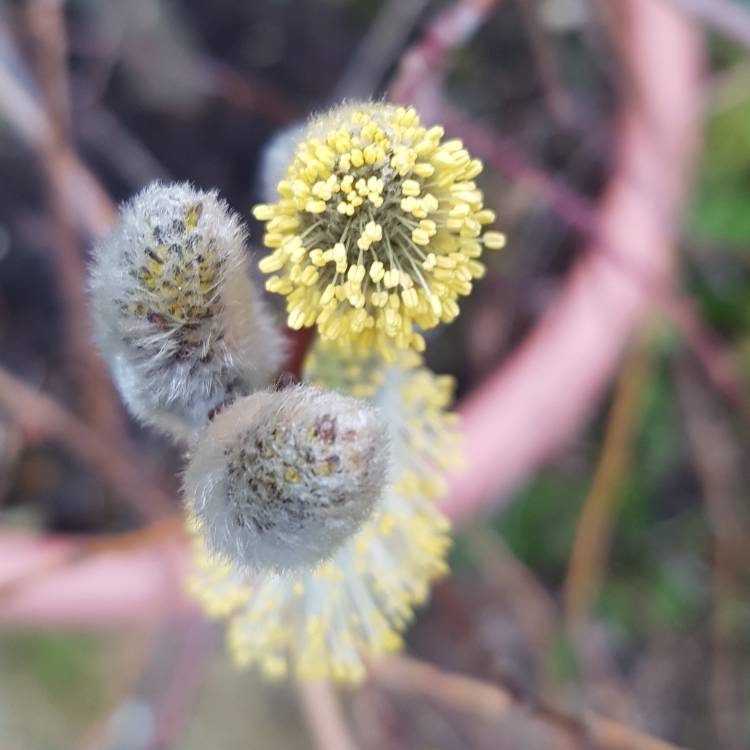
[
  {"xmin": 411, "ymin": 228, "xmax": 430, "ymax": 246},
  {"xmin": 369, "ymin": 261, "xmax": 385, "ymax": 282},
  {"xmin": 401, "ymin": 180, "xmax": 421, "ymax": 197},
  {"xmin": 483, "ymin": 231, "xmax": 506, "ymax": 249},
  {"xmin": 401, "ymin": 288, "xmax": 418, "ymax": 308},
  {"xmin": 383, "ymin": 269, "xmax": 400, "ymax": 288},
  {"xmin": 305, "ymin": 199, "xmax": 327, "ymax": 214},
  {"xmin": 300, "ymin": 266, "xmax": 319, "ymax": 286},
  {"xmin": 253, "ymin": 204, "xmax": 275, "ymax": 221},
  {"xmin": 258, "ymin": 254, "xmax": 285, "ymax": 273}
]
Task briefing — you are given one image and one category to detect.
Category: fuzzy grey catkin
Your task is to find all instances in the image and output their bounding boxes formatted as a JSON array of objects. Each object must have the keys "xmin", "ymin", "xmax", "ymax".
[
  {"xmin": 89, "ymin": 182, "xmax": 284, "ymax": 439},
  {"xmin": 184, "ymin": 385, "xmax": 389, "ymax": 571}
]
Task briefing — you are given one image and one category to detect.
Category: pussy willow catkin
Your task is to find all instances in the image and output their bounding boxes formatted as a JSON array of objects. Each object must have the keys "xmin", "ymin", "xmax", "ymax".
[
  {"xmin": 185, "ymin": 385, "xmax": 388, "ymax": 570},
  {"xmin": 187, "ymin": 345, "xmax": 458, "ymax": 682},
  {"xmin": 253, "ymin": 103, "xmax": 505, "ymax": 359},
  {"xmin": 89, "ymin": 182, "xmax": 284, "ymax": 439}
]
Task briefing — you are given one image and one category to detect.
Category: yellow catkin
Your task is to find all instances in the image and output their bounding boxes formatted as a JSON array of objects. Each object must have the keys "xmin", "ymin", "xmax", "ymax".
[
  {"xmin": 186, "ymin": 343, "xmax": 461, "ymax": 683},
  {"xmin": 253, "ymin": 103, "xmax": 505, "ymax": 360}
]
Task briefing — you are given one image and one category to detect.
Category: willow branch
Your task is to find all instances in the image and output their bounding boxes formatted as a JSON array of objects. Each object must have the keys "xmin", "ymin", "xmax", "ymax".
[
  {"xmin": 440, "ymin": 0, "xmax": 703, "ymax": 522},
  {"xmin": 563, "ymin": 332, "xmax": 652, "ymax": 632},
  {"xmin": 297, "ymin": 682, "xmax": 360, "ymax": 750},
  {"xmin": 0, "ymin": 366, "xmax": 173, "ymax": 521},
  {"xmin": 371, "ymin": 655, "xmax": 687, "ymax": 750}
]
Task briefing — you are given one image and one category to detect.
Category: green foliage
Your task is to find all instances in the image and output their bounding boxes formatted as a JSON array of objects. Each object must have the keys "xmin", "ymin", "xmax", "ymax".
[
  {"xmin": 491, "ymin": 344, "xmax": 709, "ymax": 645},
  {"xmin": 494, "ymin": 471, "xmax": 588, "ymax": 584},
  {"xmin": 3, "ymin": 631, "xmax": 104, "ymax": 699},
  {"xmin": 548, "ymin": 627, "xmax": 581, "ymax": 683},
  {"xmin": 448, "ymin": 528, "xmax": 477, "ymax": 572},
  {"xmin": 691, "ymin": 98, "xmax": 750, "ymax": 246},
  {"xmin": 0, "ymin": 631, "xmax": 113, "ymax": 749},
  {"xmin": 599, "ymin": 537, "xmax": 706, "ymax": 638}
]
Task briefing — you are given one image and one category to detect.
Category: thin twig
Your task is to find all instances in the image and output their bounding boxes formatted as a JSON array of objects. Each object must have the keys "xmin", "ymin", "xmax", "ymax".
[
  {"xmin": 388, "ymin": 0, "xmax": 500, "ymax": 106},
  {"xmin": 563, "ymin": 330, "xmax": 652, "ymax": 632},
  {"xmin": 0, "ymin": 19, "xmax": 116, "ymax": 238},
  {"xmin": 76, "ymin": 102, "xmax": 172, "ymax": 187},
  {"xmin": 467, "ymin": 527, "xmax": 557, "ymax": 682},
  {"xmin": 677, "ymin": 362, "xmax": 748, "ymax": 750},
  {"xmin": 0, "ymin": 365, "xmax": 173, "ymax": 521},
  {"xmin": 670, "ymin": 0, "xmax": 750, "ymax": 49},
  {"xmin": 372, "ymin": 655, "xmax": 687, "ymax": 750},
  {"xmin": 333, "ymin": 0, "xmax": 432, "ymax": 100},
  {"xmin": 24, "ymin": 0, "xmax": 124, "ymax": 433},
  {"xmin": 441, "ymin": 0, "xmax": 704, "ymax": 522},
  {"xmin": 152, "ymin": 617, "xmax": 219, "ymax": 750},
  {"xmin": 297, "ymin": 682, "xmax": 360, "ymax": 750},
  {"xmin": 515, "ymin": 0, "xmax": 575, "ymax": 122},
  {"xmin": 208, "ymin": 59, "xmax": 301, "ymax": 124},
  {"xmin": 25, "ymin": 0, "xmax": 71, "ymax": 138},
  {"xmin": 93, "ymin": 615, "xmax": 218, "ymax": 750}
]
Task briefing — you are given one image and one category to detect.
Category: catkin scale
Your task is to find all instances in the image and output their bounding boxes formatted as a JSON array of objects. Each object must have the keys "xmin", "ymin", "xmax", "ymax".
[
  {"xmin": 89, "ymin": 182, "xmax": 284, "ymax": 439},
  {"xmin": 185, "ymin": 386, "xmax": 389, "ymax": 571}
]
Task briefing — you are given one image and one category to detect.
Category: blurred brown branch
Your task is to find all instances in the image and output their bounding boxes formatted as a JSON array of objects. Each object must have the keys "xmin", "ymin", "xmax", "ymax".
[
  {"xmin": 208, "ymin": 59, "xmax": 301, "ymax": 124},
  {"xmin": 0, "ymin": 365, "xmax": 172, "ymax": 521},
  {"xmin": 564, "ymin": 330, "xmax": 652, "ymax": 632},
  {"xmin": 0, "ymin": 19, "xmax": 116, "ymax": 237},
  {"xmin": 388, "ymin": 0, "xmax": 500, "ymax": 107},
  {"xmin": 467, "ymin": 527, "xmax": 557, "ymax": 685},
  {"xmin": 515, "ymin": 0, "xmax": 575, "ymax": 122},
  {"xmin": 297, "ymin": 682, "xmax": 360, "ymax": 750},
  {"xmin": 151, "ymin": 616, "xmax": 219, "ymax": 750},
  {"xmin": 24, "ymin": 0, "xmax": 125, "ymax": 436},
  {"xmin": 333, "ymin": 0, "xmax": 431, "ymax": 100},
  {"xmin": 677, "ymin": 362, "xmax": 749, "ymax": 750},
  {"xmin": 371, "ymin": 655, "xmax": 687, "ymax": 750}
]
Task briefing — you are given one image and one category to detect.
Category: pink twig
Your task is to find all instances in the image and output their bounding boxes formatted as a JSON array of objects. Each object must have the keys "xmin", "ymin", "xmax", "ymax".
[
  {"xmin": 388, "ymin": 0, "xmax": 499, "ymax": 108},
  {"xmin": 297, "ymin": 682, "xmax": 361, "ymax": 750},
  {"xmin": 0, "ymin": 20, "xmax": 116, "ymax": 238},
  {"xmin": 440, "ymin": 0, "xmax": 703, "ymax": 522},
  {"xmin": 0, "ymin": 531, "xmax": 190, "ymax": 627},
  {"xmin": 671, "ymin": 0, "xmax": 750, "ymax": 49}
]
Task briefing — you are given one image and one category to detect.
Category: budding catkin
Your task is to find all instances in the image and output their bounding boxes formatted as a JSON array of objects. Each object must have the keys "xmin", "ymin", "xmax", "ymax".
[
  {"xmin": 184, "ymin": 385, "xmax": 389, "ymax": 571},
  {"xmin": 89, "ymin": 182, "xmax": 284, "ymax": 439},
  {"xmin": 258, "ymin": 123, "xmax": 304, "ymax": 204}
]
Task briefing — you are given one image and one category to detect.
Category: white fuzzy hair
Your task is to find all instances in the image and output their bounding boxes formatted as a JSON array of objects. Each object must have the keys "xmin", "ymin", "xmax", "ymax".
[
  {"xmin": 185, "ymin": 385, "xmax": 389, "ymax": 571},
  {"xmin": 89, "ymin": 182, "xmax": 285, "ymax": 440}
]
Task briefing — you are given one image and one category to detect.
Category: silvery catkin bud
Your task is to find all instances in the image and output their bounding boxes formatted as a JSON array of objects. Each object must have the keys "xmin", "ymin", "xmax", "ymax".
[
  {"xmin": 89, "ymin": 182, "xmax": 284, "ymax": 439},
  {"xmin": 184, "ymin": 385, "xmax": 389, "ymax": 571},
  {"xmin": 258, "ymin": 123, "xmax": 304, "ymax": 204}
]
